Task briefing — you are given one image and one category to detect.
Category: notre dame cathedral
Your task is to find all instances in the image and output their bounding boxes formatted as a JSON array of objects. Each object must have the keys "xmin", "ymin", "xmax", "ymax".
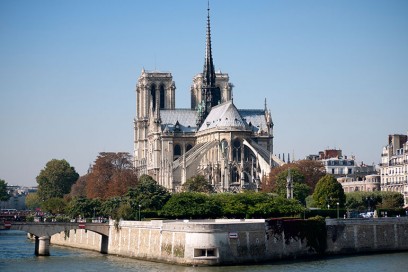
[{"xmin": 133, "ymin": 6, "xmax": 284, "ymax": 192}]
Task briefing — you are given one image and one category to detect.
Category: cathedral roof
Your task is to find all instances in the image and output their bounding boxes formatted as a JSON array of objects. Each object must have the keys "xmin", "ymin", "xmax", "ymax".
[
  {"xmin": 198, "ymin": 100, "xmax": 249, "ymax": 132},
  {"xmin": 239, "ymin": 109, "xmax": 269, "ymax": 134},
  {"xmin": 160, "ymin": 109, "xmax": 197, "ymax": 133}
]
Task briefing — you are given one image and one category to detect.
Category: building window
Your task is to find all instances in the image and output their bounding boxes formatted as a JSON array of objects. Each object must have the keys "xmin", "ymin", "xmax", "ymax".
[
  {"xmin": 159, "ymin": 85, "xmax": 165, "ymax": 109},
  {"xmin": 194, "ymin": 248, "xmax": 218, "ymax": 258},
  {"xmin": 174, "ymin": 144, "xmax": 181, "ymax": 160},
  {"xmin": 150, "ymin": 85, "xmax": 156, "ymax": 112},
  {"xmin": 186, "ymin": 144, "xmax": 193, "ymax": 152},
  {"xmin": 232, "ymin": 139, "xmax": 241, "ymax": 161}
]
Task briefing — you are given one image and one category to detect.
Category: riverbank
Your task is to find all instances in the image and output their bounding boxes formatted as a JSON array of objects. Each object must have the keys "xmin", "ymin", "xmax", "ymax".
[{"xmin": 49, "ymin": 217, "xmax": 408, "ymax": 266}]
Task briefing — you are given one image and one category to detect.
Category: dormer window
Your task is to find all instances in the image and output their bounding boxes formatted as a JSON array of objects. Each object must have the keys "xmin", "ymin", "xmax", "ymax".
[{"xmin": 174, "ymin": 121, "xmax": 181, "ymax": 132}]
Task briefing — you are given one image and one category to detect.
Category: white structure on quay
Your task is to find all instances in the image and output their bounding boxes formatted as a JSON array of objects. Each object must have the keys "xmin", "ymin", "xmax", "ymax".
[
  {"xmin": 133, "ymin": 6, "xmax": 283, "ymax": 192},
  {"xmin": 380, "ymin": 133, "xmax": 408, "ymax": 205}
]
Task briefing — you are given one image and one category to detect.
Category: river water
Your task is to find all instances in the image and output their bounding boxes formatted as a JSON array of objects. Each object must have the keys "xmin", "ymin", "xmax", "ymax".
[{"xmin": 1, "ymin": 230, "xmax": 408, "ymax": 272}]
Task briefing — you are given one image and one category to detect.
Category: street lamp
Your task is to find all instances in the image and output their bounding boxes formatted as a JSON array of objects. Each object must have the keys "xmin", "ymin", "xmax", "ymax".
[
  {"xmin": 337, "ymin": 202, "xmax": 339, "ymax": 219},
  {"xmin": 138, "ymin": 204, "xmax": 141, "ymax": 221}
]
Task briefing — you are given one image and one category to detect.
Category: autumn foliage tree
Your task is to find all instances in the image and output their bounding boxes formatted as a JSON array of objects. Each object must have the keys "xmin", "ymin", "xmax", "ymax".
[
  {"xmin": 262, "ymin": 160, "xmax": 325, "ymax": 195},
  {"xmin": 74, "ymin": 152, "xmax": 138, "ymax": 199},
  {"xmin": 70, "ymin": 174, "xmax": 88, "ymax": 198}
]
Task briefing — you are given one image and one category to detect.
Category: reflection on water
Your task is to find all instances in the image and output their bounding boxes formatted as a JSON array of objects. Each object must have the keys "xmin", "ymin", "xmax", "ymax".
[{"xmin": 1, "ymin": 230, "xmax": 408, "ymax": 272}]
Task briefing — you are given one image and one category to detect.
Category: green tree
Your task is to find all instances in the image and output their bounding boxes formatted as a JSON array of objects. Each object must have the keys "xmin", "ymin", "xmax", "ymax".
[
  {"xmin": 0, "ymin": 179, "xmax": 10, "ymax": 201},
  {"xmin": 273, "ymin": 169, "xmax": 310, "ymax": 204},
  {"xmin": 41, "ymin": 197, "xmax": 67, "ymax": 214},
  {"xmin": 345, "ymin": 191, "xmax": 403, "ymax": 211},
  {"xmin": 36, "ymin": 159, "xmax": 79, "ymax": 200},
  {"xmin": 313, "ymin": 175, "xmax": 346, "ymax": 208},
  {"xmin": 66, "ymin": 197, "xmax": 101, "ymax": 219},
  {"xmin": 159, "ymin": 192, "xmax": 221, "ymax": 219},
  {"xmin": 116, "ymin": 203, "xmax": 135, "ymax": 220},
  {"xmin": 100, "ymin": 197, "xmax": 123, "ymax": 218},
  {"xmin": 182, "ymin": 175, "xmax": 214, "ymax": 193},
  {"xmin": 377, "ymin": 192, "xmax": 404, "ymax": 209},
  {"xmin": 211, "ymin": 193, "xmax": 248, "ymax": 218},
  {"xmin": 25, "ymin": 193, "xmax": 41, "ymax": 210},
  {"xmin": 126, "ymin": 175, "xmax": 170, "ymax": 212},
  {"xmin": 248, "ymin": 196, "xmax": 305, "ymax": 218}
]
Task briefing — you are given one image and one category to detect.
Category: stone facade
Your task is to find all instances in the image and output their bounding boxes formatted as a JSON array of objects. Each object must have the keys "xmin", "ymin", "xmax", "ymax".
[
  {"xmin": 338, "ymin": 174, "xmax": 381, "ymax": 193},
  {"xmin": 133, "ymin": 7, "xmax": 283, "ymax": 192},
  {"xmin": 380, "ymin": 133, "xmax": 408, "ymax": 205}
]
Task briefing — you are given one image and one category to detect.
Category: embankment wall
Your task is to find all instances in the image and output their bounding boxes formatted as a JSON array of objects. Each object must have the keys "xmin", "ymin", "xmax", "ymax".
[{"xmin": 50, "ymin": 217, "xmax": 408, "ymax": 265}]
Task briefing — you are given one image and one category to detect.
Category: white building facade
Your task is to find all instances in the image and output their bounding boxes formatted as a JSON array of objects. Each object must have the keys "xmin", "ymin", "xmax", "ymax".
[{"xmin": 380, "ymin": 133, "xmax": 408, "ymax": 205}]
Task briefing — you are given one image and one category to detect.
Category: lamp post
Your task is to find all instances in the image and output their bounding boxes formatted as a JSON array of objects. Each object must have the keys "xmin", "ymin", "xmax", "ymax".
[
  {"xmin": 93, "ymin": 207, "xmax": 96, "ymax": 219},
  {"xmin": 337, "ymin": 202, "xmax": 339, "ymax": 219},
  {"xmin": 138, "ymin": 204, "xmax": 141, "ymax": 221}
]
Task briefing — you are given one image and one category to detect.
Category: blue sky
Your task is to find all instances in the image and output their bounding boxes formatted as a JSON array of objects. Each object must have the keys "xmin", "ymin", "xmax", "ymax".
[{"xmin": 1, "ymin": 0, "xmax": 407, "ymax": 187}]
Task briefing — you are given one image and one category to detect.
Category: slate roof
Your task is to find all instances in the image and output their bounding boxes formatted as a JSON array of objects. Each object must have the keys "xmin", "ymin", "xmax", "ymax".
[
  {"xmin": 198, "ymin": 101, "xmax": 248, "ymax": 132},
  {"xmin": 160, "ymin": 109, "xmax": 197, "ymax": 133},
  {"xmin": 239, "ymin": 109, "xmax": 268, "ymax": 133},
  {"xmin": 159, "ymin": 102, "xmax": 267, "ymax": 134}
]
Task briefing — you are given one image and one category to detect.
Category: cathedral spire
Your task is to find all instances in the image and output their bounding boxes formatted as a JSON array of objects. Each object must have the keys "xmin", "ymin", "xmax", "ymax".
[
  {"xmin": 197, "ymin": 1, "xmax": 221, "ymax": 128},
  {"xmin": 203, "ymin": 1, "xmax": 216, "ymax": 88}
]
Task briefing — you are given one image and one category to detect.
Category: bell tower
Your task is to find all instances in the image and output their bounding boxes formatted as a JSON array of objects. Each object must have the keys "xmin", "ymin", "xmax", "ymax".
[{"xmin": 134, "ymin": 70, "xmax": 175, "ymax": 163}]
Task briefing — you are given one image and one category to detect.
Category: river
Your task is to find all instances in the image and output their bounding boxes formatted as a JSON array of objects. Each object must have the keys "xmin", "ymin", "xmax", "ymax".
[{"xmin": 1, "ymin": 230, "xmax": 408, "ymax": 272}]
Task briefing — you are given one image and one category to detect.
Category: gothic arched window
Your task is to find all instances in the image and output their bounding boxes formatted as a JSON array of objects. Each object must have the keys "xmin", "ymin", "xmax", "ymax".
[
  {"xmin": 150, "ymin": 85, "xmax": 156, "ymax": 112},
  {"xmin": 159, "ymin": 85, "xmax": 165, "ymax": 109},
  {"xmin": 174, "ymin": 144, "xmax": 182, "ymax": 160},
  {"xmin": 186, "ymin": 144, "xmax": 193, "ymax": 152},
  {"xmin": 232, "ymin": 138, "xmax": 241, "ymax": 161}
]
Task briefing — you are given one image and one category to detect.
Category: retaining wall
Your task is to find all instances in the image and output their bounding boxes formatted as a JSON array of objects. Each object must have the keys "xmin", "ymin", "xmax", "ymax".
[{"xmin": 50, "ymin": 217, "xmax": 408, "ymax": 265}]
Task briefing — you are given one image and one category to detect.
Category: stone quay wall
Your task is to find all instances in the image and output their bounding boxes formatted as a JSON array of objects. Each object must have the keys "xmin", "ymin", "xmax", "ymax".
[
  {"xmin": 52, "ymin": 228, "xmax": 102, "ymax": 252},
  {"xmin": 50, "ymin": 217, "xmax": 408, "ymax": 265},
  {"xmin": 326, "ymin": 217, "xmax": 408, "ymax": 254}
]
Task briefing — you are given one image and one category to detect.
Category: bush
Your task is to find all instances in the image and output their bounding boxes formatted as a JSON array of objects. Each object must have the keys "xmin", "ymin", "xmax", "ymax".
[{"xmin": 159, "ymin": 192, "xmax": 222, "ymax": 219}]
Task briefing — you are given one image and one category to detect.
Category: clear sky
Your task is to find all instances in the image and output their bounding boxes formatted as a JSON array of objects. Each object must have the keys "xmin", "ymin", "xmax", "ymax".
[{"xmin": 1, "ymin": 0, "xmax": 407, "ymax": 187}]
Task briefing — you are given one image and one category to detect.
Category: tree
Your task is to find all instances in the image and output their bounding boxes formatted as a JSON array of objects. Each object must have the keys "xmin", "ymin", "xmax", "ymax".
[
  {"xmin": 262, "ymin": 163, "xmax": 293, "ymax": 192},
  {"xmin": 182, "ymin": 175, "xmax": 214, "ymax": 193},
  {"xmin": 377, "ymin": 192, "xmax": 404, "ymax": 209},
  {"xmin": 212, "ymin": 192, "xmax": 304, "ymax": 219},
  {"xmin": 41, "ymin": 197, "xmax": 67, "ymax": 214},
  {"xmin": 126, "ymin": 175, "xmax": 170, "ymax": 211},
  {"xmin": 159, "ymin": 192, "xmax": 222, "ymax": 219},
  {"xmin": 312, "ymin": 175, "xmax": 346, "ymax": 208},
  {"xmin": 0, "ymin": 179, "xmax": 10, "ymax": 202},
  {"xmin": 69, "ymin": 174, "xmax": 88, "ymax": 198},
  {"xmin": 85, "ymin": 152, "xmax": 138, "ymax": 199},
  {"xmin": 294, "ymin": 160, "xmax": 326, "ymax": 192},
  {"xmin": 265, "ymin": 168, "xmax": 310, "ymax": 205},
  {"xmin": 66, "ymin": 197, "xmax": 102, "ymax": 219},
  {"xmin": 36, "ymin": 159, "xmax": 79, "ymax": 200},
  {"xmin": 25, "ymin": 193, "xmax": 41, "ymax": 210},
  {"xmin": 100, "ymin": 197, "xmax": 123, "ymax": 218},
  {"xmin": 262, "ymin": 160, "xmax": 326, "ymax": 194}
]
